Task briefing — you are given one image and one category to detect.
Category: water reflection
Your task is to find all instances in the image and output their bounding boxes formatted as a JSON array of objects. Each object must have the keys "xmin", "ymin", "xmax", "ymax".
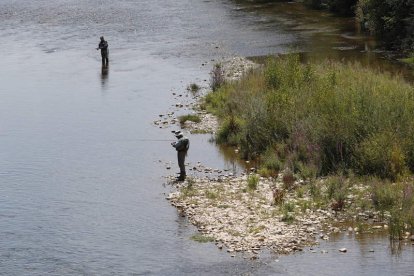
[
  {"xmin": 389, "ymin": 239, "xmax": 403, "ymax": 256},
  {"xmin": 100, "ymin": 64, "xmax": 109, "ymax": 88}
]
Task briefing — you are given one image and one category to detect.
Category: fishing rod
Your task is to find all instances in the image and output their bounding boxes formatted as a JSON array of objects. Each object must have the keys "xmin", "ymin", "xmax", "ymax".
[
  {"xmin": 134, "ymin": 139, "xmax": 175, "ymax": 142},
  {"xmin": 118, "ymin": 131, "xmax": 183, "ymax": 142}
]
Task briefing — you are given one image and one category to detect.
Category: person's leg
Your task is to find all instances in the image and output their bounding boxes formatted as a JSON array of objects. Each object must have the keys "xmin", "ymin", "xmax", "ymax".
[
  {"xmin": 104, "ymin": 51, "xmax": 109, "ymax": 66},
  {"xmin": 177, "ymin": 151, "xmax": 186, "ymax": 180}
]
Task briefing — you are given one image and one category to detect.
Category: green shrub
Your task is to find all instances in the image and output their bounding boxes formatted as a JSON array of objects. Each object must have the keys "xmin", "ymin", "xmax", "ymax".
[
  {"xmin": 257, "ymin": 167, "xmax": 273, "ymax": 177},
  {"xmin": 188, "ymin": 83, "xmax": 200, "ymax": 93},
  {"xmin": 389, "ymin": 208, "xmax": 406, "ymax": 240},
  {"xmin": 326, "ymin": 175, "xmax": 347, "ymax": 200},
  {"xmin": 309, "ymin": 181, "xmax": 323, "ymax": 203},
  {"xmin": 371, "ymin": 179, "xmax": 400, "ymax": 215},
  {"xmin": 355, "ymin": 132, "xmax": 408, "ymax": 181},
  {"xmin": 247, "ymin": 174, "xmax": 260, "ymax": 191},
  {"xmin": 282, "ymin": 169, "xmax": 296, "ymax": 190},
  {"xmin": 210, "ymin": 63, "xmax": 226, "ymax": 92},
  {"xmin": 260, "ymin": 147, "xmax": 283, "ymax": 176},
  {"xmin": 216, "ymin": 115, "xmax": 244, "ymax": 146},
  {"xmin": 296, "ymin": 162, "xmax": 319, "ymax": 180},
  {"xmin": 179, "ymin": 114, "xmax": 201, "ymax": 125},
  {"xmin": 281, "ymin": 202, "xmax": 296, "ymax": 224}
]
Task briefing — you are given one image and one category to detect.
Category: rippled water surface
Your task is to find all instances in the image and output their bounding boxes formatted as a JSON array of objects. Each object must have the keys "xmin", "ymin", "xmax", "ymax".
[{"xmin": 1, "ymin": 0, "xmax": 413, "ymax": 275}]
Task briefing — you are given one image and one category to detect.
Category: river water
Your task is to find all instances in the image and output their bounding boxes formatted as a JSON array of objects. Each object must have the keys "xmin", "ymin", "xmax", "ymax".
[{"xmin": 1, "ymin": 0, "xmax": 413, "ymax": 275}]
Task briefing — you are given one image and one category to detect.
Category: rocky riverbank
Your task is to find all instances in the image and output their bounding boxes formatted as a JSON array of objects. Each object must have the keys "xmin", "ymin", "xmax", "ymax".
[
  {"xmin": 165, "ymin": 172, "xmax": 406, "ymax": 257},
  {"xmin": 167, "ymin": 174, "xmax": 325, "ymax": 256}
]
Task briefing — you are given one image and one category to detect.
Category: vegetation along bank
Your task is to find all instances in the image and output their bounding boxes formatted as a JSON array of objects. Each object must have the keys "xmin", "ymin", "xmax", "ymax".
[{"xmin": 193, "ymin": 54, "xmax": 413, "ymax": 247}]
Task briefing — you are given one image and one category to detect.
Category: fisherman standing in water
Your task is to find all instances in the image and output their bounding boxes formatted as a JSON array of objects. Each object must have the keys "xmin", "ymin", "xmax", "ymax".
[
  {"xmin": 96, "ymin": 36, "xmax": 109, "ymax": 66},
  {"xmin": 171, "ymin": 131, "xmax": 189, "ymax": 181}
]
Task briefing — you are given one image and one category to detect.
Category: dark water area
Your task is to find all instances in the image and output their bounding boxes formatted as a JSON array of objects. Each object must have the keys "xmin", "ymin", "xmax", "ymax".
[{"xmin": 1, "ymin": 0, "xmax": 413, "ymax": 275}]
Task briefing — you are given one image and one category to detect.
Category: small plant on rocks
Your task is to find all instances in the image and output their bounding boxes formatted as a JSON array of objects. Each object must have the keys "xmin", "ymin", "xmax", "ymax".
[
  {"xmin": 179, "ymin": 114, "xmax": 201, "ymax": 125},
  {"xmin": 282, "ymin": 169, "xmax": 296, "ymax": 191},
  {"xmin": 190, "ymin": 234, "xmax": 215, "ymax": 243},
  {"xmin": 281, "ymin": 202, "xmax": 296, "ymax": 224},
  {"xmin": 272, "ymin": 187, "xmax": 285, "ymax": 205},
  {"xmin": 210, "ymin": 63, "xmax": 225, "ymax": 92},
  {"xmin": 247, "ymin": 174, "xmax": 260, "ymax": 191},
  {"xmin": 205, "ymin": 189, "xmax": 218, "ymax": 200},
  {"xmin": 186, "ymin": 177, "xmax": 195, "ymax": 187},
  {"xmin": 187, "ymin": 83, "xmax": 200, "ymax": 93}
]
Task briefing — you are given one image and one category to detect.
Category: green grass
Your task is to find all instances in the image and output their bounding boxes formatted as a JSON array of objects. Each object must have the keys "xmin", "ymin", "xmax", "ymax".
[
  {"xmin": 400, "ymin": 56, "xmax": 414, "ymax": 65},
  {"xmin": 179, "ymin": 114, "xmax": 201, "ymax": 125},
  {"xmin": 188, "ymin": 83, "xmax": 201, "ymax": 93},
  {"xmin": 247, "ymin": 174, "xmax": 260, "ymax": 191},
  {"xmin": 190, "ymin": 234, "xmax": 215, "ymax": 243},
  {"xmin": 191, "ymin": 129, "xmax": 210, "ymax": 134},
  {"xmin": 281, "ymin": 202, "xmax": 296, "ymax": 224},
  {"xmin": 204, "ymin": 189, "xmax": 218, "ymax": 200}
]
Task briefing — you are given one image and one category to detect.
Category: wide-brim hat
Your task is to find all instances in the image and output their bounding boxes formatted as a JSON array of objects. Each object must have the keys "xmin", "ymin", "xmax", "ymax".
[{"xmin": 173, "ymin": 130, "xmax": 183, "ymax": 137}]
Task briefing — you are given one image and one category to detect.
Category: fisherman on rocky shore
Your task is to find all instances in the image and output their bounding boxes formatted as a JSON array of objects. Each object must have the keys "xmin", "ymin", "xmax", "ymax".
[{"xmin": 171, "ymin": 131, "xmax": 189, "ymax": 181}]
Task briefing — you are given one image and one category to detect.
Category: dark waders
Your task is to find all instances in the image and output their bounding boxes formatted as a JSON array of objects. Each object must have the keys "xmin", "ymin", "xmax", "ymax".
[
  {"xmin": 101, "ymin": 49, "xmax": 109, "ymax": 67},
  {"xmin": 177, "ymin": 150, "xmax": 187, "ymax": 181}
]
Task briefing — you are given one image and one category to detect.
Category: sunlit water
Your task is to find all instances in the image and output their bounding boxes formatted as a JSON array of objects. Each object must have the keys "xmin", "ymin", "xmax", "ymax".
[{"xmin": 1, "ymin": 0, "xmax": 413, "ymax": 275}]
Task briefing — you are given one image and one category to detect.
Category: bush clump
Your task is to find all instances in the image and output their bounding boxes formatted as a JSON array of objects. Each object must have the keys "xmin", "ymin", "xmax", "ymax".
[
  {"xmin": 247, "ymin": 174, "xmax": 260, "ymax": 191},
  {"xmin": 204, "ymin": 54, "xmax": 414, "ymax": 180},
  {"xmin": 179, "ymin": 114, "xmax": 201, "ymax": 125},
  {"xmin": 210, "ymin": 63, "xmax": 226, "ymax": 92},
  {"xmin": 187, "ymin": 83, "xmax": 200, "ymax": 93}
]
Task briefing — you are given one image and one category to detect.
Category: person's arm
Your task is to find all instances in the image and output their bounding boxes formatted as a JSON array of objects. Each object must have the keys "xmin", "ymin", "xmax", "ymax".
[{"xmin": 174, "ymin": 138, "xmax": 188, "ymax": 151}]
